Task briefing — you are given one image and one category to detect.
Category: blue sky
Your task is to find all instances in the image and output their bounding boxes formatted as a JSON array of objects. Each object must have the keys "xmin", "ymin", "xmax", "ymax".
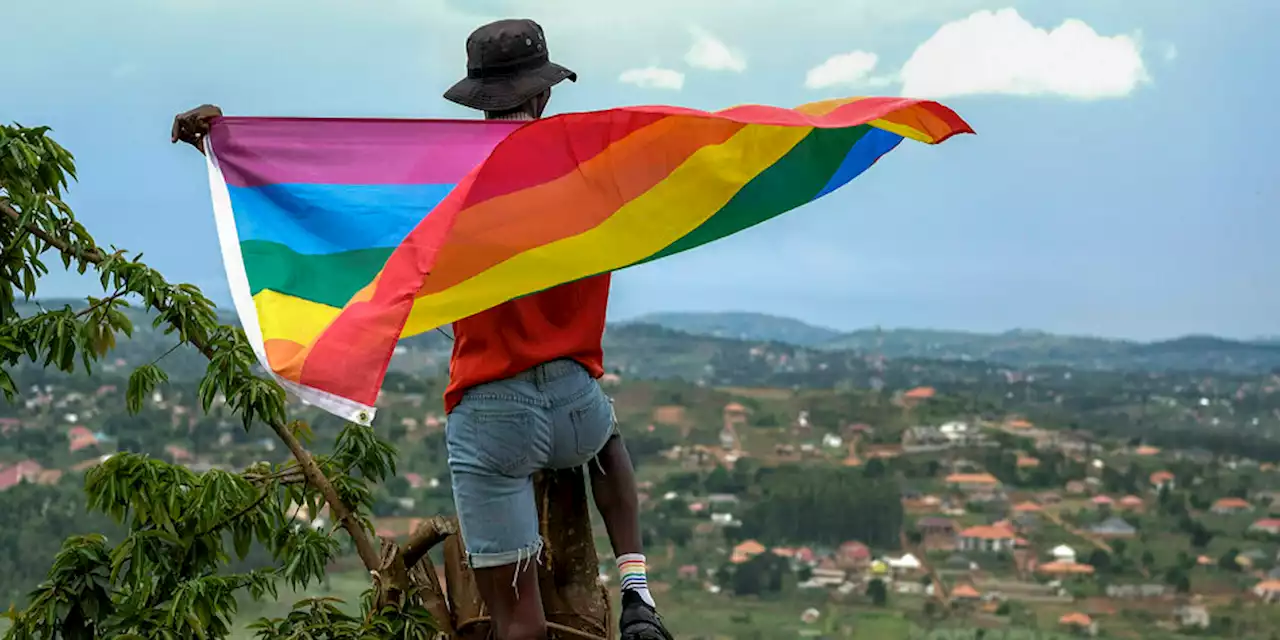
[{"xmin": 5, "ymin": 0, "xmax": 1278, "ymax": 340}]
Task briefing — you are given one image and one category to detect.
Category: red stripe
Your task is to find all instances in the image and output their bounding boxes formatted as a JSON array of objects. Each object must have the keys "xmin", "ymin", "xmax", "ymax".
[{"xmin": 461, "ymin": 110, "xmax": 669, "ymax": 208}]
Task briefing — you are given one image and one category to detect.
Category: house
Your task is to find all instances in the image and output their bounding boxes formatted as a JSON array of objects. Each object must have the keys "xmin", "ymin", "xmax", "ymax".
[
  {"xmin": 945, "ymin": 473, "xmax": 1002, "ymax": 492},
  {"xmin": 902, "ymin": 426, "xmax": 949, "ymax": 450},
  {"xmin": 1090, "ymin": 517, "xmax": 1137, "ymax": 538},
  {"xmin": 1254, "ymin": 580, "xmax": 1280, "ymax": 603},
  {"xmin": 730, "ymin": 540, "xmax": 766, "ymax": 564},
  {"xmin": 1210, "ymin": 497, "xmax": 1253, "ymax": 515},
  {"xmin": 1011, "ymin": 501, "xmax": 1042, "ymax": 514},
  {"xmin": 916, "ymin": 517, "xmax": 958, "ymax": 537},
  {"xmin": 1058, "ymin": 613, "xmax": 1097, "ymax": 636},
  {"xmin": 0, "ymin": 460, "xmax": 43, "ymax": 491},
  {"xmin": 1249, "ymin": 518, "xmax": 1280, "ymax": 536},
  {"xmin": 836, "ymin": 541, "xmax": 872, "ymax": 569},
  {"xmin": 950, "ymin": 583, "xmax": 981, "ymax": 601},
  {"xmin": 1134, "ymin": 445, "xmax": 1161, "ymax": 456},
  {"xmin": 1150, "ymin": 470, "xmax": 1176, "ymax": 490},
  {"xmin": 1119, "ymin": 495, "xmax": 1144, "ymax": 511},
  {"xmin": 939, "ymin": 421, "xmax": 985, "ymax": 446},
  {"xmin": 1174, "ymin": 604, "xmax": 1210, "ymax": 630},
  {"xmin": 1051, "ymin": 544, "xmax": 1078, "ymax": 563},
  {"xmin": 887, "ymin": 553, "xmax": 922, "ymax": 573},
  {"xmin": 1016, "ymin": 455, "xmax": 1040, "ymax": 469},
  {"xmin": 1039, "ymin": 561, "xmax": 1095, "ymax": 576},
  {"xmin": 1090, "ymin": 495, "xmax": 1115, "ymax": 509},
  {"xmin": 957, "ymin": 524, "xmax": 1016, "ymax": 553}
]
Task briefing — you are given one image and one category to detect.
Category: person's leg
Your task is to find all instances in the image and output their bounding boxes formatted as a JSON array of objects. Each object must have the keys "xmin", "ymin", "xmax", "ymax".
[
  {"xmin": 590, "ymin": 434, "xmax": 673, "ymax": 639},
  {"xmin": 446, "ymin": 381, "xmax": 554, "ymax": 640},
  {"xmin": 540, "ymin": 366, "xmax": 673, "ymax": 640}
]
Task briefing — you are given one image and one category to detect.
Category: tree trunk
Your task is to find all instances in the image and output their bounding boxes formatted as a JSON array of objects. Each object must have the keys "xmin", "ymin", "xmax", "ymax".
[
  {"xmin": 398, "ymin": 467, "xmax": 609, "ymax": 639},
  {"xmin": 534, "ymin": 468, "xmax": 609, "ymax": 638}
]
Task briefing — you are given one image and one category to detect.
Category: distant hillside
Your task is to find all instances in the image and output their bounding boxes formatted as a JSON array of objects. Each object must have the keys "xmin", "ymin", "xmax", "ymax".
[
  {"xmin": 17, "ymin": 300, "xmax": 1280, "ymax": 377},
  {"xmin": 621, "ymin": 311, "xmax": 841, "ymax": 346},
  {"xmin": 630, "ymin": 312, "xmax": 1280, "ymax": 375}
]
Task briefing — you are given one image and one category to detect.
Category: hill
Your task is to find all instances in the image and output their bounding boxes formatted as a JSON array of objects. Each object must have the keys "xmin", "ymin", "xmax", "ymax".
[
  {"xmin": 621, "ymin": 311, "xmax": 841, "ymax": 346},
  {"xmin": 629, "ymin": 312, "xmax": 1280, "ymax": 374}
]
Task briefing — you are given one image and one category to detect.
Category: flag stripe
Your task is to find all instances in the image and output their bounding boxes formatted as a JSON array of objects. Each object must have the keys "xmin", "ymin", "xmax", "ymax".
[
  {"xmin": 227, "ymin": 183, "xmax": 453, "ymax": 255},
  {"xmin": 407, "ymin": 116, "xmax": 746, "ymax": 298},
  {"xmin": 644, "ymin": 123, "xmax": 874, "ymax": 263},
  {"xmin": 214, "ymin": 118, "xmax": 522, "ymax": 188},
  {"xmin": 242, "ymin": 240, "xmax": 393, "ymax": 308},
  {"xmin": 814, "ymin": 127, "xmax": 904, "ymax": 199},
  {"xmin": 394, "ymin": 123, "xmax": 815, "ymax": 341}
]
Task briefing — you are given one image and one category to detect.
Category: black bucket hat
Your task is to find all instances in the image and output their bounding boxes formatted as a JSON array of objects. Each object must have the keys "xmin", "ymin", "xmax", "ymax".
[{"xmin": 444, "ymin": 19, "xmax": 577, "ymax": 112}]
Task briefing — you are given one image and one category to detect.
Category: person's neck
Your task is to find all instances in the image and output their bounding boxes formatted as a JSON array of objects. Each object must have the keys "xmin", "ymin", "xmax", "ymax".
[{"xmin": 487, "ymin": 112, "xmax": 535, "ymax": 121}]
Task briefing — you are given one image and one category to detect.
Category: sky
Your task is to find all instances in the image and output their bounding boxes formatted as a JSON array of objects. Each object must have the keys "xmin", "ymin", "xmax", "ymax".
[{"xmin": 4, "ymin": 0, "xmax": 1278, "ymax": 341}]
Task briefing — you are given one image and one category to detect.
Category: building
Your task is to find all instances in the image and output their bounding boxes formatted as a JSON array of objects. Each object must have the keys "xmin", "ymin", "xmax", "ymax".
[
  {"xmin": 1090, "ymin": 517, "xmax": 1137, "ymax": 538},
  {"xmin": 957, "ymin": 524, "xmax": 1016, "ymax": 553},
  {"xmin": 835, "ymin": 541, "xmax": 872, "ymax": 570},
  {"xmin": 1249, "ymin": 518, "xmax": 1280, "ymax": 536},
  {"xmin": 945, "ymin": 473, "xmax": 1002, "ymax": 493},
  {"xmin": 1150, "ymin": 470, "xmax": 1176, "ymax": 491},
  {"xmin": 916, "ymin": 517, "xmax": 958, "ymax": 537},
  {"xmin": 1058, "ymin": 613, "xmax": 1097, "ymax": 636},
  {"xmin": 1210, "ymin": 497, "xmax": 1254, "ymax": 515},
  {"xmin": 1051, "ymin": 544, "xmax": 1077, "ymax": 563}
]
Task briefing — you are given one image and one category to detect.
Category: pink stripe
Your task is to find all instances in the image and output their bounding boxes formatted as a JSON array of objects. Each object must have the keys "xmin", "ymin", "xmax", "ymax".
[{"xmin": 208, "ymin": 117, "xmax": 523, "ymax": 188}]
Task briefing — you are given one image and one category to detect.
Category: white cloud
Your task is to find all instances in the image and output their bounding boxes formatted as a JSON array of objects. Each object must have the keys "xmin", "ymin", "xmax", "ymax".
[
  {"xmin": 619, "ymin": 66, "xmax": 686, "ymax": 90},
  {"xmin": 1162, "ymin": 43, "xmax": 1178, "ymax": 61},
  {"xmin": 805, "ymin": 51, "xmax": 896, "ymax": 89},
  {"xmin": 684, "ymin": 26, "xmax": 746, "ymax": 72},
  {"xmin": 899, "ymin": 8, "xmax": 1150, "ymax": 100}
]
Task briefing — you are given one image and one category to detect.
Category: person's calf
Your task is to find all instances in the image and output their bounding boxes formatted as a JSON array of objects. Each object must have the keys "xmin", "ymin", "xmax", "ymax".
[
  {"xmin": 473, "ymin": 559, "xmax": 547, "ymax": 640},
  {"xmin": 589, "ymin": 434, "xmax": 643, "ymax": 555}
]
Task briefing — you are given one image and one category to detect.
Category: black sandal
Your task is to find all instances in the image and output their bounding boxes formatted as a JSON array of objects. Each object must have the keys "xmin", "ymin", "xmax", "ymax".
[{"xmin": 620, "ymin": 597, "xmax": 674, "ymax": 640}]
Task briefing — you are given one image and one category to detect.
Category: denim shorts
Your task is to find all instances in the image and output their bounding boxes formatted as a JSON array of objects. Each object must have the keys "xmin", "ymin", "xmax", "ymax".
[{"xmin": 445, "ymin": 359, "xmax": 617, "ymax": 569}]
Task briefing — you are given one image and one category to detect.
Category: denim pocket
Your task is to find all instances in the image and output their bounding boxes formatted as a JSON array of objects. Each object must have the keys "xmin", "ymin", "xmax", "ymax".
[
  {"xmin": 568, "ymin": 388, "xmax": 615, "ymax": 458},
  {"xmin": 468, "ymin": 409, "xmax": 535, "ymax": 477}
]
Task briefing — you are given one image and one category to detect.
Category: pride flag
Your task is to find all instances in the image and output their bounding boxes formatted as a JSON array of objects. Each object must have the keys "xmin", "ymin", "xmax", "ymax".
[{"xmin": 203, "ymin": 97, "xmax": 973, "ymax": 424}]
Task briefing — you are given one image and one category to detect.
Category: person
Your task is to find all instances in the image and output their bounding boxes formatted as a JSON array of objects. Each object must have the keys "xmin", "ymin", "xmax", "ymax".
[{"xmin": 172, "ymin": 17, "xmax": 673, "ymax": 640}]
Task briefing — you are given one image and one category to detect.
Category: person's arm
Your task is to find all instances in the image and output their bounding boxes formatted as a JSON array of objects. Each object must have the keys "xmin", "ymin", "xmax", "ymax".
[{"xmin": 170, "ymin": 104, "xmax": 223, "ymax": 156}]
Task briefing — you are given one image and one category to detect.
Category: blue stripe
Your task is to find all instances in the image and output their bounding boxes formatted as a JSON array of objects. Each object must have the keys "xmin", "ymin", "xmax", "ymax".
[
  {"xmin": 813, "ymin": 127, "xmax": 904, "ymax": 200},
  {"xmin": 226, "ymin": 183, "xmax": 456, "ymax": 255}
]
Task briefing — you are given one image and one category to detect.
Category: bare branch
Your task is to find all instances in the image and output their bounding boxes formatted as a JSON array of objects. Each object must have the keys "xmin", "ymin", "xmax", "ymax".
[{"xmin": 402, "ymin": 515, "xmax": 458, "ymax": 568}]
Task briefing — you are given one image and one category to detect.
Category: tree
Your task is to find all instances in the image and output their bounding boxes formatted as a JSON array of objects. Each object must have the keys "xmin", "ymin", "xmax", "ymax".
[
  {"xmin": 0, "ymin": 125, "xmax": 607, "ymax": 638},
  {"xmin": 866, "ymin": 578, "xmax": 888, "ymax": 606}
]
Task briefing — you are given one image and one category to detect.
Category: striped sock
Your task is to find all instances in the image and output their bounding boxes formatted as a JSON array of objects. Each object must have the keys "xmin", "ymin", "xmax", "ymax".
[{"xmin": 617, "ymin": 553, "xmax": 655, "ymax": 608}]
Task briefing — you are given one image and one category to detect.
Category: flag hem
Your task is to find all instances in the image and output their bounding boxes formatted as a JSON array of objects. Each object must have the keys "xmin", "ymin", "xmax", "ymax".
[{"xmin": 203, "ymin": 137, "xmax": 378, "ymax": 426}]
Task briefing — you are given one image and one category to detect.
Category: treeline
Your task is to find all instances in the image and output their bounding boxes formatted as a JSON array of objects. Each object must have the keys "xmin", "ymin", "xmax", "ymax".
[{"xmin": 740, "ymin": 466, "xmax": 903, "ymax": 549}]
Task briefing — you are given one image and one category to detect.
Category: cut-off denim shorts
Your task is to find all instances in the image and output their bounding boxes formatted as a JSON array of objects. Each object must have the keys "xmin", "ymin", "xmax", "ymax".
[{"xmin": 445, "ymin": 359, "xmax": 617, "ymax": 569}]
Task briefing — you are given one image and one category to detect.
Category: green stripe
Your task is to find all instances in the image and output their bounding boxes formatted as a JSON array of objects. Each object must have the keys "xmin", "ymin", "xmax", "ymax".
[
  {"xmin": 643, "ymin": 124, "xmax": 870, "ymax": 263},
  {"xmin": 240, "ymin": 240, "xmax": 392, "ymax": 308}
]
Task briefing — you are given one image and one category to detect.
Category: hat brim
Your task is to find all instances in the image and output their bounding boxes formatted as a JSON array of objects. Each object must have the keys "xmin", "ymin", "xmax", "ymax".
[{"xmin": 444, "ymin": 61, "xmax": 577, "ymax": 112}]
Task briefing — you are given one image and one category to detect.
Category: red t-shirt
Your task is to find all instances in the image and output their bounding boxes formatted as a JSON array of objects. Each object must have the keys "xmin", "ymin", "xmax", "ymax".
[{"xmin": 444, "ymin": 274, "xmax": 610, "ymax": 413}]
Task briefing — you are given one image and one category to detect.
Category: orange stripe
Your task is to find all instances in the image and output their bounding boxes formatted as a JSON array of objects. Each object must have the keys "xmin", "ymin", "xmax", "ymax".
[
  {"xmin": 412, "ymin": 116, "xmax": 746, "ymax": 297},
  {"xmin": 264, "ymin": 338, "xmax": 307, "ymax": 381}
]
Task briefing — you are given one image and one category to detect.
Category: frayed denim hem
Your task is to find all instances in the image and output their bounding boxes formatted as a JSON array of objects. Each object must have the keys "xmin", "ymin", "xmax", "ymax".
[{"xmin": 466, "ymin": 537, "xmax": 546, "ymax": 596}]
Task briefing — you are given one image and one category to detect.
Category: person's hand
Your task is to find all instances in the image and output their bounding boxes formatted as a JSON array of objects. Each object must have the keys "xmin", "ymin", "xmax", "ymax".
[{"xmin": 171, "ymin": 104, "xmax": 223, "ymax": 152}]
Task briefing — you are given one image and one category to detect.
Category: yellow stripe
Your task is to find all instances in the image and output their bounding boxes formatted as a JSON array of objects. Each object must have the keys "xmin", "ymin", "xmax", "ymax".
[
  {"xmin": 254, "ymin": 289, "xmax": 340, "ymax": 344},
  {"xmin": 400, "ymin": 123, "xmax": 813, "ymax": 336},
  {"xmin": 869, "ymin": 118, "xmax": 935, "ymax": 144}
]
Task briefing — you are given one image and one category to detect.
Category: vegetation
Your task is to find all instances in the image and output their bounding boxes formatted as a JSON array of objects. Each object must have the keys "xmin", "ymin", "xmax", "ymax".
[{"xmin": 0, "ymin": 123, "xmax": 498, "ymax": 638}]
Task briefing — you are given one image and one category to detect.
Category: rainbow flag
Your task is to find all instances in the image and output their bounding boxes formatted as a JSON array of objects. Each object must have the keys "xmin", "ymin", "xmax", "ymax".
[{"xmin": 203, "ymin": 97, "xmax": 973, "ymax": 424}]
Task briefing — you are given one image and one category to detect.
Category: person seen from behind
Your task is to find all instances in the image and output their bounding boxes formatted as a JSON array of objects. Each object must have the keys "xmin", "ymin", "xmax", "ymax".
[{"xmin": 171, "ymin": 17, "xmax": 674, "ymax": 640}]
